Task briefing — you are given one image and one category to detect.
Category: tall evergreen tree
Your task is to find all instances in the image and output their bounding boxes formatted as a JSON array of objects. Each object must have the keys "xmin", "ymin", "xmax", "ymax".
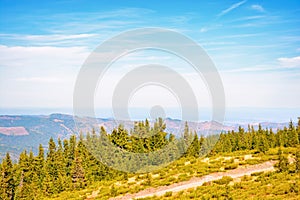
[
  {"xmin": 277, "ymin": 148, "xmax": 289, "ymax": 172},
  {"xmin": 71, "ymin": 149, "xmax": 86, "ymax": 189},
  {"xmin": 186, "ymin": 133, "xmax": 200, "ymax": 157},
  {"xmin": 15, "ymin": 150, "xmax": 40, "ymax": 199},
  {"xmin": 110, "ymin": 125, "xmax": 129, "ymax": 150},
  {"xmin": 56, "ymin": 138, "xmax": 66, "ymax": 192},
  {"xmin": 258, "ymin": 134, "xmax": 269, "ymax": 153},
  {"xmin": 44, "ymin": 137, "xmax": 59, "ymax": 195},
  {"xmin": 287, "ymin": 120, "xmax": 299, "ymax": 147},
  {"xmin": 0, "ymin": 153, "xmax": 15, "ymax": 200}
]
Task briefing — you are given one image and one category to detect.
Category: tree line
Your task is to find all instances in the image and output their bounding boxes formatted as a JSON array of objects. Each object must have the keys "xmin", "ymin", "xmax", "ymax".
[
  {"xmin": 1, "ymin": 118, "xmax": 299, "ymax": 199},
  {"xmin": 213, "ymin": 120, "xmax": 300, "ymax": 154}
]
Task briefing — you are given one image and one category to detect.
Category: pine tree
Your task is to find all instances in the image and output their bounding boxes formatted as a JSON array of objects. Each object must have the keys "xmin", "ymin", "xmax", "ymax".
[
  {"xmin": 222, "ymin": 133, "xmax": 233, "ymax": 153},
  {"xmin": 287, "ymin": 120, "xmax": 299, "ymax": 147},
  {"xmin": 0, "ymin": 153, "xmax": 15, "ymax": 200},
  {"xmin": 16, "ymin": 150, "xmax": 40, "ymax": 199},
  {"xmin": 186, "ymin": 133, "xmax": 200, "ymax": 157},
  {"xmin": 65, "ymin": 135, "xmax": 76, "ymax": 178},
  {"xmin": 145, "ymin": 118, "xmax": 150, "ymax": 133},
  {"xmin": 258, "ymin": 134, "xmax": 269, "ymax": 153},
  {"xmin": 43, "ymin": 170, "xmax": 54, "ymax": 196},
  {"xmin": 181, "ymin": 121, "xmax": 192, "ymax": 153},
  {"xmin": 277, "ymin": 148, "xmax": 289, "ymax": 172},
  {"xmin": 154, "ymin": 118, "xmax": 166, "ymax": 133},
  {"xmin": 56, "ymin": 138, "xmax": 66, "ymax": 192},
  {"xmin": 16, "ymin": 150, "xmax": 29, "ymax": 199},
  {"xmin": 44, "ymin": 137, "xmax": 59, "ymax": 195},
  {"xmin": 36, "ymin": 144, "xmax": 45, "ymax": 190},
  {"xmin": 282, "ymin": 127, "xmax": 289, "ymax": 147},
  {"xmin": 276, "ymin": 129, "xmax": 285, "ymax": 147},
  {"xmin": 268, "ymin": 128, "xmax": 276, "ymax": 148},
  {"xmin": 167, "ymin": 133, "xmax": 179, "ymax": 161},
  {"xmin": 110, "ymin": 125, "xmax": 129, "ymax": 149},
  {"xmin": 183, "ymin": 121, "xmax": 190, "ymax": 142},
  {"xmin": 91, "ymin": 128, "xmax": 98, "ymax": 147},
  {"xmin": 71, "ymin": 149, "xmax": 86, "ymax": 189},
  {"xmin": 30, "ymin": 151, "xmax": 41, "ymax": 199},
  {"xmin": 237, "ymin": 126, "xmax": 246, "ymax": 150}
]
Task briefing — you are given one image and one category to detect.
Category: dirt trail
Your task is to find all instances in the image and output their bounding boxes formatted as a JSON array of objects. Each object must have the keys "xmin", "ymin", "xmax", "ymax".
[{"xmin": 110, "ymin": 160, "xmax": 276, "ymax": 200}]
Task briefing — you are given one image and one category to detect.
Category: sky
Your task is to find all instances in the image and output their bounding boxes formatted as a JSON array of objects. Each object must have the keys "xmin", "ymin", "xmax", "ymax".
[{"xmin": 0, "ymin": 0, "xmax": 300, "ymax": 121}]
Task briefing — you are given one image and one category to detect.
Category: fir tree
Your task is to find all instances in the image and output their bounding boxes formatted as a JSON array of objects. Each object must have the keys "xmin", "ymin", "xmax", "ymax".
[
  {"xmin": 0, "ymin": 153, "xmax": 15, "ymax": 200},
  {"xmin": 277, "ymin": 148, "xmax": 289, "ymax": 172},
  {"xmin": 44, "ymin": 137, "xmax": 59, "ymax": 195},
  {"xmin": 186, "ymin": 133, "xmax": 200, "ymax": 157},
  {"xmin": 36, "ymin": 144, "xmax": 45, "ymax": 190},
  {"xmin": 287, "ymin": 120, "xmax": 299, "ymax": 147},
  {"xmin": 258, "ymin": 134, "xmax": 269, "ymax": 153},
  {"xmin": 71, "ymin": 149, "xmax": 86, "ymax": 189}
]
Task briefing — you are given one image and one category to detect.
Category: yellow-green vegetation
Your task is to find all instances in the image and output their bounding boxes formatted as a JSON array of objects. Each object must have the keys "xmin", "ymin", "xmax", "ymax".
[
  {"xmin": 0, "ymin": 118, "xmax": 299, "ymax": 200},
  {"xmin": 140, "ymin": 146, "xmax": 300, "ymax": 200},
  {"xmin": 143, "ymin": 168, "xmax": 299, "ymax": 200},
  {"xmin": 41, "ymin": 146, "xmax": 299, "ymax": 200}
]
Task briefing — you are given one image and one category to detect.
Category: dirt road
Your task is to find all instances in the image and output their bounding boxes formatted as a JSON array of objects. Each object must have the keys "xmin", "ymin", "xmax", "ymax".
[{"xmin": 110, "ymin": 160, "xmax": 276, "ymax": 200}]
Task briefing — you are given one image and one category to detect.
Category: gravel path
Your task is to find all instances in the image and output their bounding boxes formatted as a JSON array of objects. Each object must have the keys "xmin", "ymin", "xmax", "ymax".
[{"xmin": 110, "ymin": 160, "xmax": 276, "ymax": 200}]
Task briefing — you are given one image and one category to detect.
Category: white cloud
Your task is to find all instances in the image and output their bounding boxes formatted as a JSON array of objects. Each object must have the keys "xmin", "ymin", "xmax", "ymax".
[
  {"xmin": 0, "ymin": 45, "xmax": 91, "ymax": 108},
  {"xmin": 0, "ymin": 45, "xmax": 89, "ymax": 68},
  {"xmin": 0, "ymin": 33, "xmax": 97, "ymax": 41},
  {"xmin": 217, "ymin": 0, "xmax": 247, "ymax": 17},
  {"xmin": 251, "ymin": 4, "xmax": 265, "ymax": 12},
  {"xmin": 14, "ymin": 77, "xmax": 65, "ymax": 83},
  {"xmin": 199, "ymin": 24, "xmax": 223, "ymax": 33},
  {"xmin": 220, "ymin": 55, "xmax": 300, "ymax": 73},
  {"xmin": 0, "ymin": 33, "xmax": 99, "ymax": 47},
  {"xmin": 278, "ymin": 56, "xmax": 300, "ymax": 68},
  {"xmin": 41, "ymin": 8, "xmax": 151, "ymax": 36}
]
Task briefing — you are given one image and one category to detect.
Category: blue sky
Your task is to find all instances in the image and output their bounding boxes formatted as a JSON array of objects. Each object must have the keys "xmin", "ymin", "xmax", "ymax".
[{"xmin": 0, "ymin": 0, "xmax": 300, "ymax": 120}]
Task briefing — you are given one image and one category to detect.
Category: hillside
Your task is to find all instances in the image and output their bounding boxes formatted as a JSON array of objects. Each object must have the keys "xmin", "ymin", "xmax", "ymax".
[
  {"xmin": 0, "ymin": 114, "xmax": 232, "ymax": 161},
  {"xmin": 0, "ymin": 118, "xmax": 299, "ymax": 200},
  {"xmin": 0, "ymin": 114, "xmax": 292, "ymax": 161}
]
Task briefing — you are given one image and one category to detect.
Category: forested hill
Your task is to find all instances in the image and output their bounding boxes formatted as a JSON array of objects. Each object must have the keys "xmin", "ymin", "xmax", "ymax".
[
  {"xmin": 0, "ymin": 118, "xmax": 299, "ymax": 199},
  {"xmin": 0, "ymin": 114, "xmax": 232, "ymax": 161},
  {"xmin": 0, "ymin": 114, "xmax": 293, "ymax": 161}
]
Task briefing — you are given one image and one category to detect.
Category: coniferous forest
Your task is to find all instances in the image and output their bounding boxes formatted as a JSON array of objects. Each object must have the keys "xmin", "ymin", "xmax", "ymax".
[{"xmin": 1, "ymin": 118, "xmax": 300, "ymax": 200}]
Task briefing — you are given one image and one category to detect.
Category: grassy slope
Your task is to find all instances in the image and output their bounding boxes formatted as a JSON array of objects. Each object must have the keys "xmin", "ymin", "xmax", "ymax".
[
  {"xmin": 44, "ymin": 147, "xmax": 299, "ymax": 200},
  {"xmin": 144, "ymin": 170, "xmax": 300, "ymax": 200}
]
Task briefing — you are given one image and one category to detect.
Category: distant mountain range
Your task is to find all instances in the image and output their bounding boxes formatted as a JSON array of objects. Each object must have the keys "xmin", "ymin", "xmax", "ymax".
[{"xmin": 0, "ymin": 113, "xmax": 291, "ymax": 161}]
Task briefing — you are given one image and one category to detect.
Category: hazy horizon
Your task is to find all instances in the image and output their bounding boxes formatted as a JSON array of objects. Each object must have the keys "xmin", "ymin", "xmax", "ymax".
[{"xmin": 0, "ymin": 107, "xmax": 299, "ymax": 123}]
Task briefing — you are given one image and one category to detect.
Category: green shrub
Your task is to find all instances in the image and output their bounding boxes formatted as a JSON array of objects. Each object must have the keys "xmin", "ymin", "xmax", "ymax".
[
  {"xmin": 178, "ymin": 173, "xmax": 189, "ymax": 182},
  {"xmin": 245, "ymin": 159, "xmax": 261, "ymax": 165},
  {"xmin": 224, "ymin": 158, "xmax": 234, "ymax": 164},
  {"xmin": 213, "ymin": 176, "xmax": 233, "ymax": 185},
  {"xmin": 251, "ymin": 171, "xmax": 264, "ymax": 176},
  {"xmin": 241, "ymin": 175, "xmax": 252, "ymax": 182},
  {"xmin": 224, "ymin": 164, "xmax": 238, "ymax": 170},
  {"xmin": 164, "ymin": 191, "xmax": 173, "ymax": 197}
]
